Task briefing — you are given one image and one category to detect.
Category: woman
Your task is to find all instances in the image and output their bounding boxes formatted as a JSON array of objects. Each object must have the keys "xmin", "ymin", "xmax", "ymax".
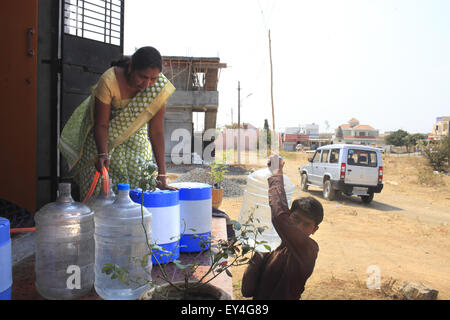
[{"xmin": 59, "ymin": 46, "xmax": 177, "ymax": 199}]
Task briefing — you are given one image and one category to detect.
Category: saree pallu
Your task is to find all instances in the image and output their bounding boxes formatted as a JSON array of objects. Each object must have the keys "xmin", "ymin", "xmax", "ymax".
[{"xmin": 58, "ymin": 73, "xmax": 175, "ymax": 199}]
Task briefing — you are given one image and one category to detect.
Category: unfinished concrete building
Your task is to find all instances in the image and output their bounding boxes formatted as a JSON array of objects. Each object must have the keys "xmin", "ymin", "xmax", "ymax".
[{"xmin": 162, "ymin": 57, "xmax": 227, "ymax": 163}]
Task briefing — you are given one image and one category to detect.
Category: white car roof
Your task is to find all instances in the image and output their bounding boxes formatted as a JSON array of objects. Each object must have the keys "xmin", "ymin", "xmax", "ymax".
[{"xmin": 317, "ymin": 144, "xmax": 381, "ymax": 152}]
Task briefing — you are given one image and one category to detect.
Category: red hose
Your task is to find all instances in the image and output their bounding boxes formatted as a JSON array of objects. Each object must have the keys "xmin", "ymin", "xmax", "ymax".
[{"xmin": 10, "ymin": 227, "xmax": 36, "ymax": 234}]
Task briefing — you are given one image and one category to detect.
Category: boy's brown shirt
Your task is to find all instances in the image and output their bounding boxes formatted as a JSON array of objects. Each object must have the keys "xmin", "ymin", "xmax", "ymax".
[{"xmin": 241, "ymin": 174, "xmax": 319, "ymax": 300}]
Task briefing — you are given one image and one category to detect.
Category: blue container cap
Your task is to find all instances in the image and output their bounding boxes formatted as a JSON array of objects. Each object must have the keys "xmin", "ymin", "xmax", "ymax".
[
  {"xmin": 0, "ymin": 217, "xmax": 11, "ymax": 246},
  {"xmin": 169, "ymin": 182, "xmax": 212, "ymax": 201},
  {"xmin": 117, "ymin": 183, "xmax": 130, "ymax": 191},
  {"xmin": 130, "ymin": 189, "xmax": 179, "ymax": 208}
]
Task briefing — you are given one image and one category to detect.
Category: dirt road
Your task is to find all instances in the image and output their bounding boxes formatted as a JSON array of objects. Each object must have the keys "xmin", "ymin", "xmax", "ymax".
[{"xmin": 216, "ymin": 152, "xmax": 450, "ymax": 300}]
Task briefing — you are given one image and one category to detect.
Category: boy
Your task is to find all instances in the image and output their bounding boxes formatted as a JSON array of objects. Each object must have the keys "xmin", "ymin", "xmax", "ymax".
[{"xmin": 241, "ymin": 155, "xmax": 324, "ymax": 300}]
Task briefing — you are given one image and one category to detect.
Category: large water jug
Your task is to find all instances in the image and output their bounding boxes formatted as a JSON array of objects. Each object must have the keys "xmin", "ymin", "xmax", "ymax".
[
  {"xmin": 94, "ymin": 183, "xmax": 152, "ymax": 300},
  {"xmin": 84, "ymin": 177, "xmax": 116, "ymax": 214},
  {"xmin": 0, "ymin": 218, "xmax": 12, "ymax": 300},
  {"xmin": 238, "ymin": 168, "xmax": 295, "ymax": 251},
  {"xmin": 169, "ymin": 182, "xmax": 212, "ymax": 252},
  {"xmin": 34, "ymin": 183, "xmax": 94, "ymax": 300},
  {"xmin": 130, "ymin": 189, "xmax": 180, "ymax": 265}
]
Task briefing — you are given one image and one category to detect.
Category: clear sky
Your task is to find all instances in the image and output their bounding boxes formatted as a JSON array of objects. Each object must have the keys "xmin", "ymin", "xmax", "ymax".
[{"xmin": 124, "ymin": 0, "xmax": 450, "ymax": 134}]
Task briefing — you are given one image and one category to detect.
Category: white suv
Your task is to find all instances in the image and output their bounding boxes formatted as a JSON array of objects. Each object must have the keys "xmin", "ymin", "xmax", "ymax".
[{"xmin": 299, "ymin": 144, "xmax": 384, "ymax": 203}]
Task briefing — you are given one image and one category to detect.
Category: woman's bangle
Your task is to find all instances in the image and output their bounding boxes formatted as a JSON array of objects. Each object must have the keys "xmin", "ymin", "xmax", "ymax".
[{"xmin": 98, "ymin": 153, "xmax": 109, "ymax": 158}]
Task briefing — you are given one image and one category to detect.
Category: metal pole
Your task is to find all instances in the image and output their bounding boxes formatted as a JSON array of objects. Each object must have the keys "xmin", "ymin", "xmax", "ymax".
[
  {"xmin": 238, "ymin": 81, "xmax": 241, "ymax": 164},
  {"xmin": 269, "ymin": 30, "xmax": 276, "ymax": 152}
]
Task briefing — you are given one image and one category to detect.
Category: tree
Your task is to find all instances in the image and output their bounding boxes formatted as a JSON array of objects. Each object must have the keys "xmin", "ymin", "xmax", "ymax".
[
  {"xmin": 385, "ymin": 129, "xmax": 409, "ymax": 147},
  {"xmin": 424, "ymin": 134, "xmax": 449, "ymax": 172},
  {"xmin": 404, "ymin": 133, "xmax": 427, "ymax": 152}
]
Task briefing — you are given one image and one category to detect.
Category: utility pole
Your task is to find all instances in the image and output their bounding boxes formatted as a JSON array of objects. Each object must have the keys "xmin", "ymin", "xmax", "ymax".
[
  {"xmin": 237, "ymin": 81, "xmax": 241, "ymax": 164},
  {"xmin": 269, "ymin": 30, "xmax": 275, "ymax": 134},
  {"xmin": 268, "ymin": 29, "xmax": 278, "ymax": 153},
  {"xmin": 231, "ymin": 108, "xmax": 233, "ymax": 128}
]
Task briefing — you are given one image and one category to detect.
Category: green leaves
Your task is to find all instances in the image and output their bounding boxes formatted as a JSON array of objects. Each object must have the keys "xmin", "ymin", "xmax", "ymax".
[
  {"xmin": 209, "ymin": 160, "xmax": 228, "ymax": 187},
  {"xmin": 101, "ymin": 264, "xmax": 130, "ymax": 285},
  {"xmin": 137, "ymin": 159, "xmax": 158, "ymax": 192}
]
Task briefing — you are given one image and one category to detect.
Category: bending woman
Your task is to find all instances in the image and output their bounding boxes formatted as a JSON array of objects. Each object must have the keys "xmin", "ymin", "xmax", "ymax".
[{"xmin": 59, "ymin": 46, "xmax": 176, "ymax": 199}]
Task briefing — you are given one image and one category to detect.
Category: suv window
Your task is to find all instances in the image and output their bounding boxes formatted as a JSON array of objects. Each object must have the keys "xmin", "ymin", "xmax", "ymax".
[
  {"xmin": 312, "ymin": 151, "xmax": 321, "ymax": 163},
  {"xmin": 347, "ymin": 149, "xmax": 378, "ymax": 167},
  {"xmin": 329, "ymin": 149, "xmax": 339, "ymax": 163},
  {"xmin": 320, "ymin": 150, "xmax": 329, "ymax": 163}
]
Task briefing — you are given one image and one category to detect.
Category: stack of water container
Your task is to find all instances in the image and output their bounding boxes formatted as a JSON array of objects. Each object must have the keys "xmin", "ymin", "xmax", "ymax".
[
  {"xmin": 33, "ymin": 179, "xmax": 213, "ymax": 300},
  {"xmin": 130, "ymin": 182, "xmax": 213, "ymax": 258}
]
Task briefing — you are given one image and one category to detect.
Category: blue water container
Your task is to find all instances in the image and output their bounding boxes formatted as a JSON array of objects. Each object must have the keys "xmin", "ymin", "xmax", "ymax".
[
  {"xmin": 130, "ymin": 189, "xmax": 180, "ymax": 265},
  {"xmin": 0, "ymin": 218, "xmax": 12, "ymax": 300},
  {"xmin": 169, "ymin": 182, "xmax": 212, "ymax": 253}
]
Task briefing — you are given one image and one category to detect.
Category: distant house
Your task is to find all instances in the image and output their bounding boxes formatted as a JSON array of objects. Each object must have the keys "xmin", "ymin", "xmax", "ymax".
[
  {"xmin": 430, "ymin": 116, "xmax": 450, "ymax": 140},
  {"xmin": 282, "ymin": 123, "xmax": 330, "ymax": 151},
  {"xmin": 334, "ymin": 118, "xmax": 383, "ymax": 146}
]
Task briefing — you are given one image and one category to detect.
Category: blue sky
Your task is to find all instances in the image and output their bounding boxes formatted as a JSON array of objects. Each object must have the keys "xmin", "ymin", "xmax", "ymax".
[{"xmin": 124, "ymin": 0, "xmax": 450, "ymax": 134}]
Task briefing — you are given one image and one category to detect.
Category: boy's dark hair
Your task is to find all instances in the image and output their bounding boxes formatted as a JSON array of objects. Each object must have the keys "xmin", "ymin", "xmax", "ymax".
[
  {"xmin": 289, "ymin": 197, "xmax": 324, "ymax": 226},
  {"xmin": 111, "ymin": 46, "xmax": 162, "ymax": 72}
]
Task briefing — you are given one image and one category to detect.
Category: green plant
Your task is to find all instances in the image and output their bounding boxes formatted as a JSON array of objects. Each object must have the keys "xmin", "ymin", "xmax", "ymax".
[
  {"xmin": 424, "ymin": 137, "xmax": 449, "ymax": 172},
  {"xmin": 102, "ymin": 161, "xmax": 269, "ymax": 300},
  {"xmin": 209, "ymin": 160, "xmax": 228, "ymax": 189}
]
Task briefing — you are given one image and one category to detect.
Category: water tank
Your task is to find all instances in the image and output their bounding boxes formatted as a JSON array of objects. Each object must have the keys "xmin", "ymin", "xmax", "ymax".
[
  {"xmin": 0, "ymin": 217, "xmax": 12, "ymax": 300},
  {"xmin": 238, "ymin": 168, "xmax": 295, "ymax": 251},
  {"xmin": 94, "ymin": 183, "xmax": 152, "ymax": 300},
  {"xmin": 34, "ymin": 183, "xmax": 94, "ymax": 299},
  {"xmin": 169, "ymin": 182, "xmax": 212, "ymax": 252},
  {"xmin": 130, "ymin": 189, "xmax": 180, "ymax": 265}
]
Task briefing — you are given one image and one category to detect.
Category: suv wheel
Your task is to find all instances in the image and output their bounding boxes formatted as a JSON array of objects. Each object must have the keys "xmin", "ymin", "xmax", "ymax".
[
  {"xmin": 323, "ymin": 180, "xmax": 336, "ymax": 201},
  {"xmin": 361, "ymin": 193, "xmax": 374, "ymax": 204},
  {"xmin": 301, "ymin": 173, "xmax": 308, "ymax": 191}
]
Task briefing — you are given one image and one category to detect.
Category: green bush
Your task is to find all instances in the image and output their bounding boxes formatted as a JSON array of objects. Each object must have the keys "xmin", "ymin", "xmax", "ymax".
[{"xmin": 424, "ymin": 135, "xmax": 450, "ymax": 172}]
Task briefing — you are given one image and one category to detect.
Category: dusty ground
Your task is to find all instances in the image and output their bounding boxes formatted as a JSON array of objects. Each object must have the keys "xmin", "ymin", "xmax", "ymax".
[{"xmin": 169, "ymin": 151, "xmax": 450, "ymax": 300}]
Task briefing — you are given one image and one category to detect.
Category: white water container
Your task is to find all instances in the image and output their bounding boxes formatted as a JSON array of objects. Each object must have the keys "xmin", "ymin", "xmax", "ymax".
[
  {"xmin": 169, "ymin": 182, "xmax": 212, "ymax": 252},
  {"xmin": 0, "ymin": 218, "xmax": 12, "ymax": 300},
  {"xmin": 94, "ymin": 183, "xmax": 152, "ymax": 300},
  {"xmin": 129, "ymin": 189, "xmax": 180, "ymax": 265},
  {"xmin": 238, "ymin": 168, "xmax": 295, "ymax": 251},
  {"xmin": 34, "ymin": 183, "xmax": 94, "ymax": 300}
]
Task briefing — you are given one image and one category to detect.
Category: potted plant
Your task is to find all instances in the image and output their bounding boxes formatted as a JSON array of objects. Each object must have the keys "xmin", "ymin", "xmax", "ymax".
[
  {"xmin": 209, "ymin": 160, "xmax": 228, "ymax": 209},
  {"xmin": 101, "ymin": 160, "xmax": 270, "ymax": 300}
]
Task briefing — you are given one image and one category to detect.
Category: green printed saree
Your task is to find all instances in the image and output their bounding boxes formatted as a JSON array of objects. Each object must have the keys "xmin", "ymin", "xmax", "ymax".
[{"xmin": 58, "ymin": 73, "xmax": 175, "ymax": 199}]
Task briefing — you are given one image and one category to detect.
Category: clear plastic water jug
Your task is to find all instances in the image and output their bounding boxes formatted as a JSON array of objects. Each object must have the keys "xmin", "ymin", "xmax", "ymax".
[
  {"xmin": 238, "ymin": 168, "xmax": 295, "ymax": 251},
  {"xmin": 84, "ymin": 177, "xmax": 116, "ymax": 214},
  {"xmin": 94, "ymin": 183, "xmax": 152, "ymax": 300},
  {"xmin": 34, "ymin": 183, "xmax": 95, "ymax": 300},
  {"xmin": 0, "ymin": 217, "xmax": 12, "ymax": 300}
]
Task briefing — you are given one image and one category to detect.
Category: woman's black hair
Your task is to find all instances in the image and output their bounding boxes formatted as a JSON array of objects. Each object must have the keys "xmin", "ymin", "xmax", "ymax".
[
  {"xmin": 111, "ymin": 46, "xmax": 162, "ymax": 73},
  {"xmin": 290, "ymin": 197, "xmax": 324, "ymax": 226}
]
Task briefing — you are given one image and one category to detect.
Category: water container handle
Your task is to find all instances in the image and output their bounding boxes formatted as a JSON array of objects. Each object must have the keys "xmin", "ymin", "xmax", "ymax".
[
  {"xmin": 102, "ymin": 167, "xmax": 109, "ymax": 196},
  {"xmin": 82, "ymin": 167, "xmax": 110, "ymax": 203}
]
